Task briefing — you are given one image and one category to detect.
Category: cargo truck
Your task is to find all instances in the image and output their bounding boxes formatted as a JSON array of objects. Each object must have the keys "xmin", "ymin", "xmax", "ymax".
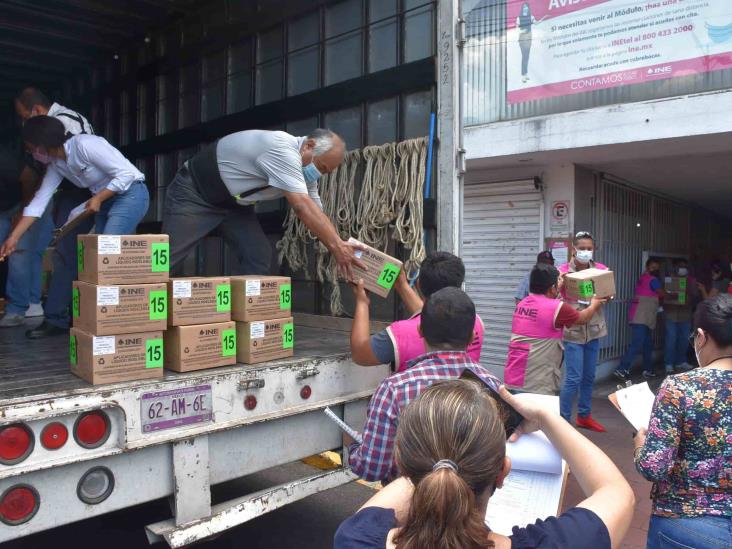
[{"xmin": 0, "ymin": 0, "xmax": 463, "ymax": 546}]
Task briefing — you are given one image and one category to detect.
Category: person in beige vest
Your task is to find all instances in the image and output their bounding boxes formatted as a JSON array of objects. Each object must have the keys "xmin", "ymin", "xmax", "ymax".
[
  {"xmin": 663, "ymin": 258, "xmax": 698, "ymax": 374},
  {"xmin": 614, "ymin": 258, "xmax": 665, "ymax": 381},
  {"xmin": 558, "ymin": 231, "xmax": 611, "ymax": 432}
]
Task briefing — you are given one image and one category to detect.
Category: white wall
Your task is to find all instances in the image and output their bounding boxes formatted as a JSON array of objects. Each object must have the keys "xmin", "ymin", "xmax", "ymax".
[{"xmin": 465, "ymin": 90, "xmax": 732, "ymax": 162}]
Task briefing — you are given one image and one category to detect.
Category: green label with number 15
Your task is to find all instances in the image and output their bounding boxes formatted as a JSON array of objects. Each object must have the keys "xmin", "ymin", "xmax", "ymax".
[
  {"xmin": 577, "ymin": 280, "xmax": 595, "ymax": 298},
  {"xmin": 221, "ymin": 329, "xmax": 236, "ymax": 357},
  {"xmin": 149, "ymin": 290, "xmax": 167, "ymax": 320},
  {"xmin": 282, "ymin": 323, "xmax": 294, "ymax": 349},
  {"xmin": 145, "ymin": 338, "xmax": 164, "ymax": 368},
  {"xmin": 377, "ymin": 263, "xmax": 400, "ymax": 290},
  {"xmin": 216, "ymin": 284, "xmax": 231, "ymax": 312},
  {"xmin": 280, "ymin": 284, "xmax": 292, "ymax": 309},
  {"xmin": 151, "ymin": 242, "xmax": 169, "ymax": 273}
]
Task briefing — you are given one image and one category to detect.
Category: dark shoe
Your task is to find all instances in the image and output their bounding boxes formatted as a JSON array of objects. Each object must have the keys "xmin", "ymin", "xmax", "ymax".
[
  {"xmin": 642, "ymin": 371, "xmax": 658, "ymax": 379},
  {"xmin": 612, "ymin": 370, "xmax": 629, "ymax": 382},
  {"xmin": 25, "ymin": 321, "xmax": 68, "ymax": 339}
]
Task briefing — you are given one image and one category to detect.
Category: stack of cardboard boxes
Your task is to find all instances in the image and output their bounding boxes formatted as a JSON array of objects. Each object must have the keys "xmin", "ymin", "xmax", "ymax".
[
  {"xmin": 70, "ymin": 235, "xmax": 170, "ymax": 385},
  {"xmin": 165, "ymin": 276, "xmax": 237, "ymax": 372},
  {"xmin": 231, "ymin": 276, "xmax": 294, "ymax": 364},
  {"xmin": 69, "ymin": 235, "xmax": 405, "ymax": 378},
  {"xmin": 664, "ymin": 276, "xmax": 688, "ymax": 305}
]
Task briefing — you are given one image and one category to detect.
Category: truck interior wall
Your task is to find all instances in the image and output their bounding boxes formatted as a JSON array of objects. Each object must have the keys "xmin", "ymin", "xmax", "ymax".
[{"xmin": 48, "ymin": 0, "xmax": 437, "ymax": 322}]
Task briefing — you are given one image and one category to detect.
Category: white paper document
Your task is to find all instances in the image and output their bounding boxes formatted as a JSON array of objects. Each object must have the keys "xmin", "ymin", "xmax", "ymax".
[
  {"xmin": 485, "ymin": 466, "xmax": 567, "ymax": 536},
  {"xmin": 485, "ymin": 395, "xmax": 568, "ymax": 536},
  {"xmin": 65, "ymin": 202, "xmax": 88, "ymax": 225},
  {"xmin": 610, "ymin": 382, "xmax": 656, "ymax": 431},
  {"xmin": 506, "ymin": 431, "xmax": 562, "ymax": 475}
]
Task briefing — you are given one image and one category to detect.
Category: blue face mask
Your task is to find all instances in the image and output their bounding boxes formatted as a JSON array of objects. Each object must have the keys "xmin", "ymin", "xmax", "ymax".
[{"xmin": 302, "ymin": 162, "xmax": 322, "ymax": 183}]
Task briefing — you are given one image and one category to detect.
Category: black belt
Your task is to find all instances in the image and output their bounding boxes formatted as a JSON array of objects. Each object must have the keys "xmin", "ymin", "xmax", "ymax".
[{"xmin": 186, "ymin": 140, "xmax": 266, "ymax": 208}]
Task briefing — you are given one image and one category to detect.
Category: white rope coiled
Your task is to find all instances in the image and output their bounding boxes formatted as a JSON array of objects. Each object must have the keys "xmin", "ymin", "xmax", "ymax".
[{"xmin": 276, "ymin": 137, "xmax": 428, "ymax": 315}]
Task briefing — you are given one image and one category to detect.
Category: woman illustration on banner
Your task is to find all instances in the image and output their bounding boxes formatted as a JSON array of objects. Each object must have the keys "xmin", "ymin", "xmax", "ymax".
[{"xmin": 516, "ymin": 2, "xmax": 545, "ymax": 84}]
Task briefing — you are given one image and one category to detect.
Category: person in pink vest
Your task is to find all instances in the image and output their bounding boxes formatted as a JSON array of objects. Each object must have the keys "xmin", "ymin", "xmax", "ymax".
[
  {"xmin": 613, "ymin": 258, "xmax": 665, "ymax": 381},
  {"xmin": 558, "ymin": 231, "xmax": 611, "ymax": 432},
  {"xmin": 350, "ymin": 251, "xmax": 484, "ymax": 371},
  {"xmin": 505, "ymin": 264, "xmax": 606, "ymax": 395}
]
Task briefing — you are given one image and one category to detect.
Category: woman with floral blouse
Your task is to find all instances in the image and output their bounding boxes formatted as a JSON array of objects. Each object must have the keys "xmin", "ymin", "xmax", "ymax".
[{"xmin": 634, "ymin": 294, "xmax": 732, "ymax": 548}]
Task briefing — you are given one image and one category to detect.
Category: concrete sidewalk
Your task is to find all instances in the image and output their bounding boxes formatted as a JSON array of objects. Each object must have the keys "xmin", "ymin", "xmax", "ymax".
[{"xmin": 561, "ymin": 396, "xmax": 655, "ymax": 549}]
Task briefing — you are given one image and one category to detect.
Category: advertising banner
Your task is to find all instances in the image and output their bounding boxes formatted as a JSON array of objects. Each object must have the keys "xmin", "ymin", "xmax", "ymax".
[{"xmin": 507, "ymin": 0, "xmax": 732, "ymax": 103}]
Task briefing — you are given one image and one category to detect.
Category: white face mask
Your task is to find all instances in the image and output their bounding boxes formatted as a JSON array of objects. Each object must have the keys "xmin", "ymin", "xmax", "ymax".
[
  {"xmin": 575, "ymin": 249, "xmax": 593, "ymax": 264},
  {"xmin": 677, "ymin": 267, "xmax": 688, "ymax": 277}
]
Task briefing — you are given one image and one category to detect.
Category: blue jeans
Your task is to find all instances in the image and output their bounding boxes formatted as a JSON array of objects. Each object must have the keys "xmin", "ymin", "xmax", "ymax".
[
  {"xmin": 665, "ymin": 319, "xmax": 691, "ymax": 368},
  {"xmin": 0, "ymin": 204, "xmax": 54, "ymax": 316},
  {"xmin": 647, "ymin": 515, "xmax": 732, "ymax": 549},
  {"xmin": 45, "ymin": 183, "xmax": 149, "ymax": 329},
  {"xmin": 560, "ymin": 338, "xmax": 600, "ymax": 420},
  {"xmin": 618, "ymin": 324, "xmax": 654, "ymax": 374}
]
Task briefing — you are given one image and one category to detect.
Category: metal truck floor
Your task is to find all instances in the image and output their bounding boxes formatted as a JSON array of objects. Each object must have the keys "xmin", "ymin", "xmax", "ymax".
[{"xmin": 0, "ymin": 320, "xmax": 351, "ymax": 404}]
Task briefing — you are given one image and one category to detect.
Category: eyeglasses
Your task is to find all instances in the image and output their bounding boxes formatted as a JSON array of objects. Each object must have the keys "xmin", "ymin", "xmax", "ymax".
[
  {"xmin": 688, "ymin": 331, "xmax": 702, "ymax": 346},
  {"xmin": 575, "ymin": 231, "xmax": 593, "ymax": 239}
]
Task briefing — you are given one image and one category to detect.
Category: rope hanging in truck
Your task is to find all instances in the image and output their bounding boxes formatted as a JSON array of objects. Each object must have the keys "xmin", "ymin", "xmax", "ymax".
[{"xmin": 276, "ymin": 137, "xmax": 428, "ymax": 315}]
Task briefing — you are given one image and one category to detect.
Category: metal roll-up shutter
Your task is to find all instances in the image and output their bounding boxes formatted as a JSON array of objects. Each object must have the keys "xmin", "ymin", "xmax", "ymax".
[{"xmin": 463, "ymin": 180, "xmax": 543, "ymax": 377}]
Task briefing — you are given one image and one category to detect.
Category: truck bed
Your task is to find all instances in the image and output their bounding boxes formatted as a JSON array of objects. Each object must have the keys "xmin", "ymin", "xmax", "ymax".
[{"xmin": 0, "ymin": 323, "xmax": 351, "ymax": 404}]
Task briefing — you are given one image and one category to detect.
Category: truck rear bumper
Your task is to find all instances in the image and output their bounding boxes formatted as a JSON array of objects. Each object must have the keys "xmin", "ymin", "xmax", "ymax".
[{"xmin": 145, "ymin": 467, "xmax": 356, "ymax": 547}]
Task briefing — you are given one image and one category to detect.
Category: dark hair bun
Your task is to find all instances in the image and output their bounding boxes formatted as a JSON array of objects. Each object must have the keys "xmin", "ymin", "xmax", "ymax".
[{"xmin": 695, "ymin": 294, "xmax": 732, "ymax": 347}]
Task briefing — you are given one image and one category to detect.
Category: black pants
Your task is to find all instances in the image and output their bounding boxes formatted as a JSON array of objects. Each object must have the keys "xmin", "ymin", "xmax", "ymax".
[
  {"xmin": 519, "ymin": 31, "xmax": 532, "ymax": 76},
  {"xmin": 161, "ymin": 167, "xmax": 272, "ymax": 275}
]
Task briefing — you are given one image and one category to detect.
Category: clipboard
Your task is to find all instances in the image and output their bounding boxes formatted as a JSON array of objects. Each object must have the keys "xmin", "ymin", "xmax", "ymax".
[
  {"xmin": 608, "ymin": 381, "xmax": 656, "ymax": 432},
  {"xmin": 49, "ymin": 209, "xmax": 94, "ymax": 247}
]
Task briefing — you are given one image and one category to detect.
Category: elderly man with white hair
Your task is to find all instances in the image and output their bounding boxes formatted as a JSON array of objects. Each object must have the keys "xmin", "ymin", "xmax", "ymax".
[{"xmin": 162, "ymin": 128, "xmax": 364, "ymax": 278}]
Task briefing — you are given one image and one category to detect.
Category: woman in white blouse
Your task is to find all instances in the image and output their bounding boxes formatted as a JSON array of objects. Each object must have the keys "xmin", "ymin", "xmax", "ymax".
[{"xmin": 0, "ymin": 115, "xmax": 149, "ymax": 258}]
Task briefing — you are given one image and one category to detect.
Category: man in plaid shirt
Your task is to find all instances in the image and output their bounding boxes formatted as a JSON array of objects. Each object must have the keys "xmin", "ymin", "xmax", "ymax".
[{"xmin": 348, "ymin": 287, "xmax": 499, "ymax": 483}]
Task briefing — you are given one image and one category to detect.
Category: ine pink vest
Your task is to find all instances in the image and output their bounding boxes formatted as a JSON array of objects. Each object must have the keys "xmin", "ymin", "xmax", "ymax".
[
  {"xmin": 629, "ymin": 272, "xmax": 659, "ymax": 328},
  {"xmin": 387, "ymin": 313, "xmax": 485, "ymax": 372},
  {"xmin": 504, "ymin": 294, "xmax": 564, "ymax": 394}
]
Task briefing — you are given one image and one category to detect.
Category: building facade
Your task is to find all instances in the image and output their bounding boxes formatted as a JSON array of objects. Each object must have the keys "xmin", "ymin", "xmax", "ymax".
[{"xmin": 462, "ymin": 0, "xmax": 732, "ymax": 376}]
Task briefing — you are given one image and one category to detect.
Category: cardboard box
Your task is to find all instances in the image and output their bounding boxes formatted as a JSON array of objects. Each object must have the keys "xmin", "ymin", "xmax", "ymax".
[
  {"xmin": 664, "ymin": 276, "xmax": 688, "ymax": 305},
  {"xmin": 72, "ymin": 281, "xmax": 168, "ymax": 336},
  {"xmin": 236, "ymin": 317, "xmax": 294, "ymax": 364},
  {"xmin": 70, "ymin": 328, "xmax": 164, "ymax": 385},
  {"xmin": 165, "ymin": 321, "xmax": 237, "ymax": 372},
  {"xmin": 347, "ymin": 238, "xmax": 403, "ymax": 298},
  {"xmin": 77, "ymin": 234, "xmax": 170, "ymax": 285},
  {"xmin": 231, "ymin": 276, "xmax": 291, "ymax": 322},
  {"xmin": 168, "ymin": 277, "xmax": 231, "ymax": 326},
  {"xmin": 564, "ymin": 268, "xmax": 616, "ymax": 301}
]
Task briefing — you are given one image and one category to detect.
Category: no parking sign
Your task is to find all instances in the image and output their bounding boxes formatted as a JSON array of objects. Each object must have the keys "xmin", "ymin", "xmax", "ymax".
[{"xmin": 550, "ymin": 200, "xmax": 570, "ymax": 235}]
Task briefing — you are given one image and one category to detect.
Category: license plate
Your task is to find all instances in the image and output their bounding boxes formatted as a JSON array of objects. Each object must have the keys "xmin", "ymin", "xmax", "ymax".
[{"xmin": 141, "ymin": 384, "xmax": 213, "ymax": 433}]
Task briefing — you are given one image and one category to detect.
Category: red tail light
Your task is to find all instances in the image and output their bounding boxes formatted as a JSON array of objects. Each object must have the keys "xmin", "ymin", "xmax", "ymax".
[
  {"xmin": 0, "ymin": 485, "xmax": 40, "ymax": 525},
  {"xmin": 0, "ymin": 424, "xmax": 34, "ymax": 465},
  {"xmin": 73, "ymin": 411, "xmax": 110, "ymax": 449},
  {"xmin": 41, "ymin": 422, "xmax": 68, "ymax": 450}
]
